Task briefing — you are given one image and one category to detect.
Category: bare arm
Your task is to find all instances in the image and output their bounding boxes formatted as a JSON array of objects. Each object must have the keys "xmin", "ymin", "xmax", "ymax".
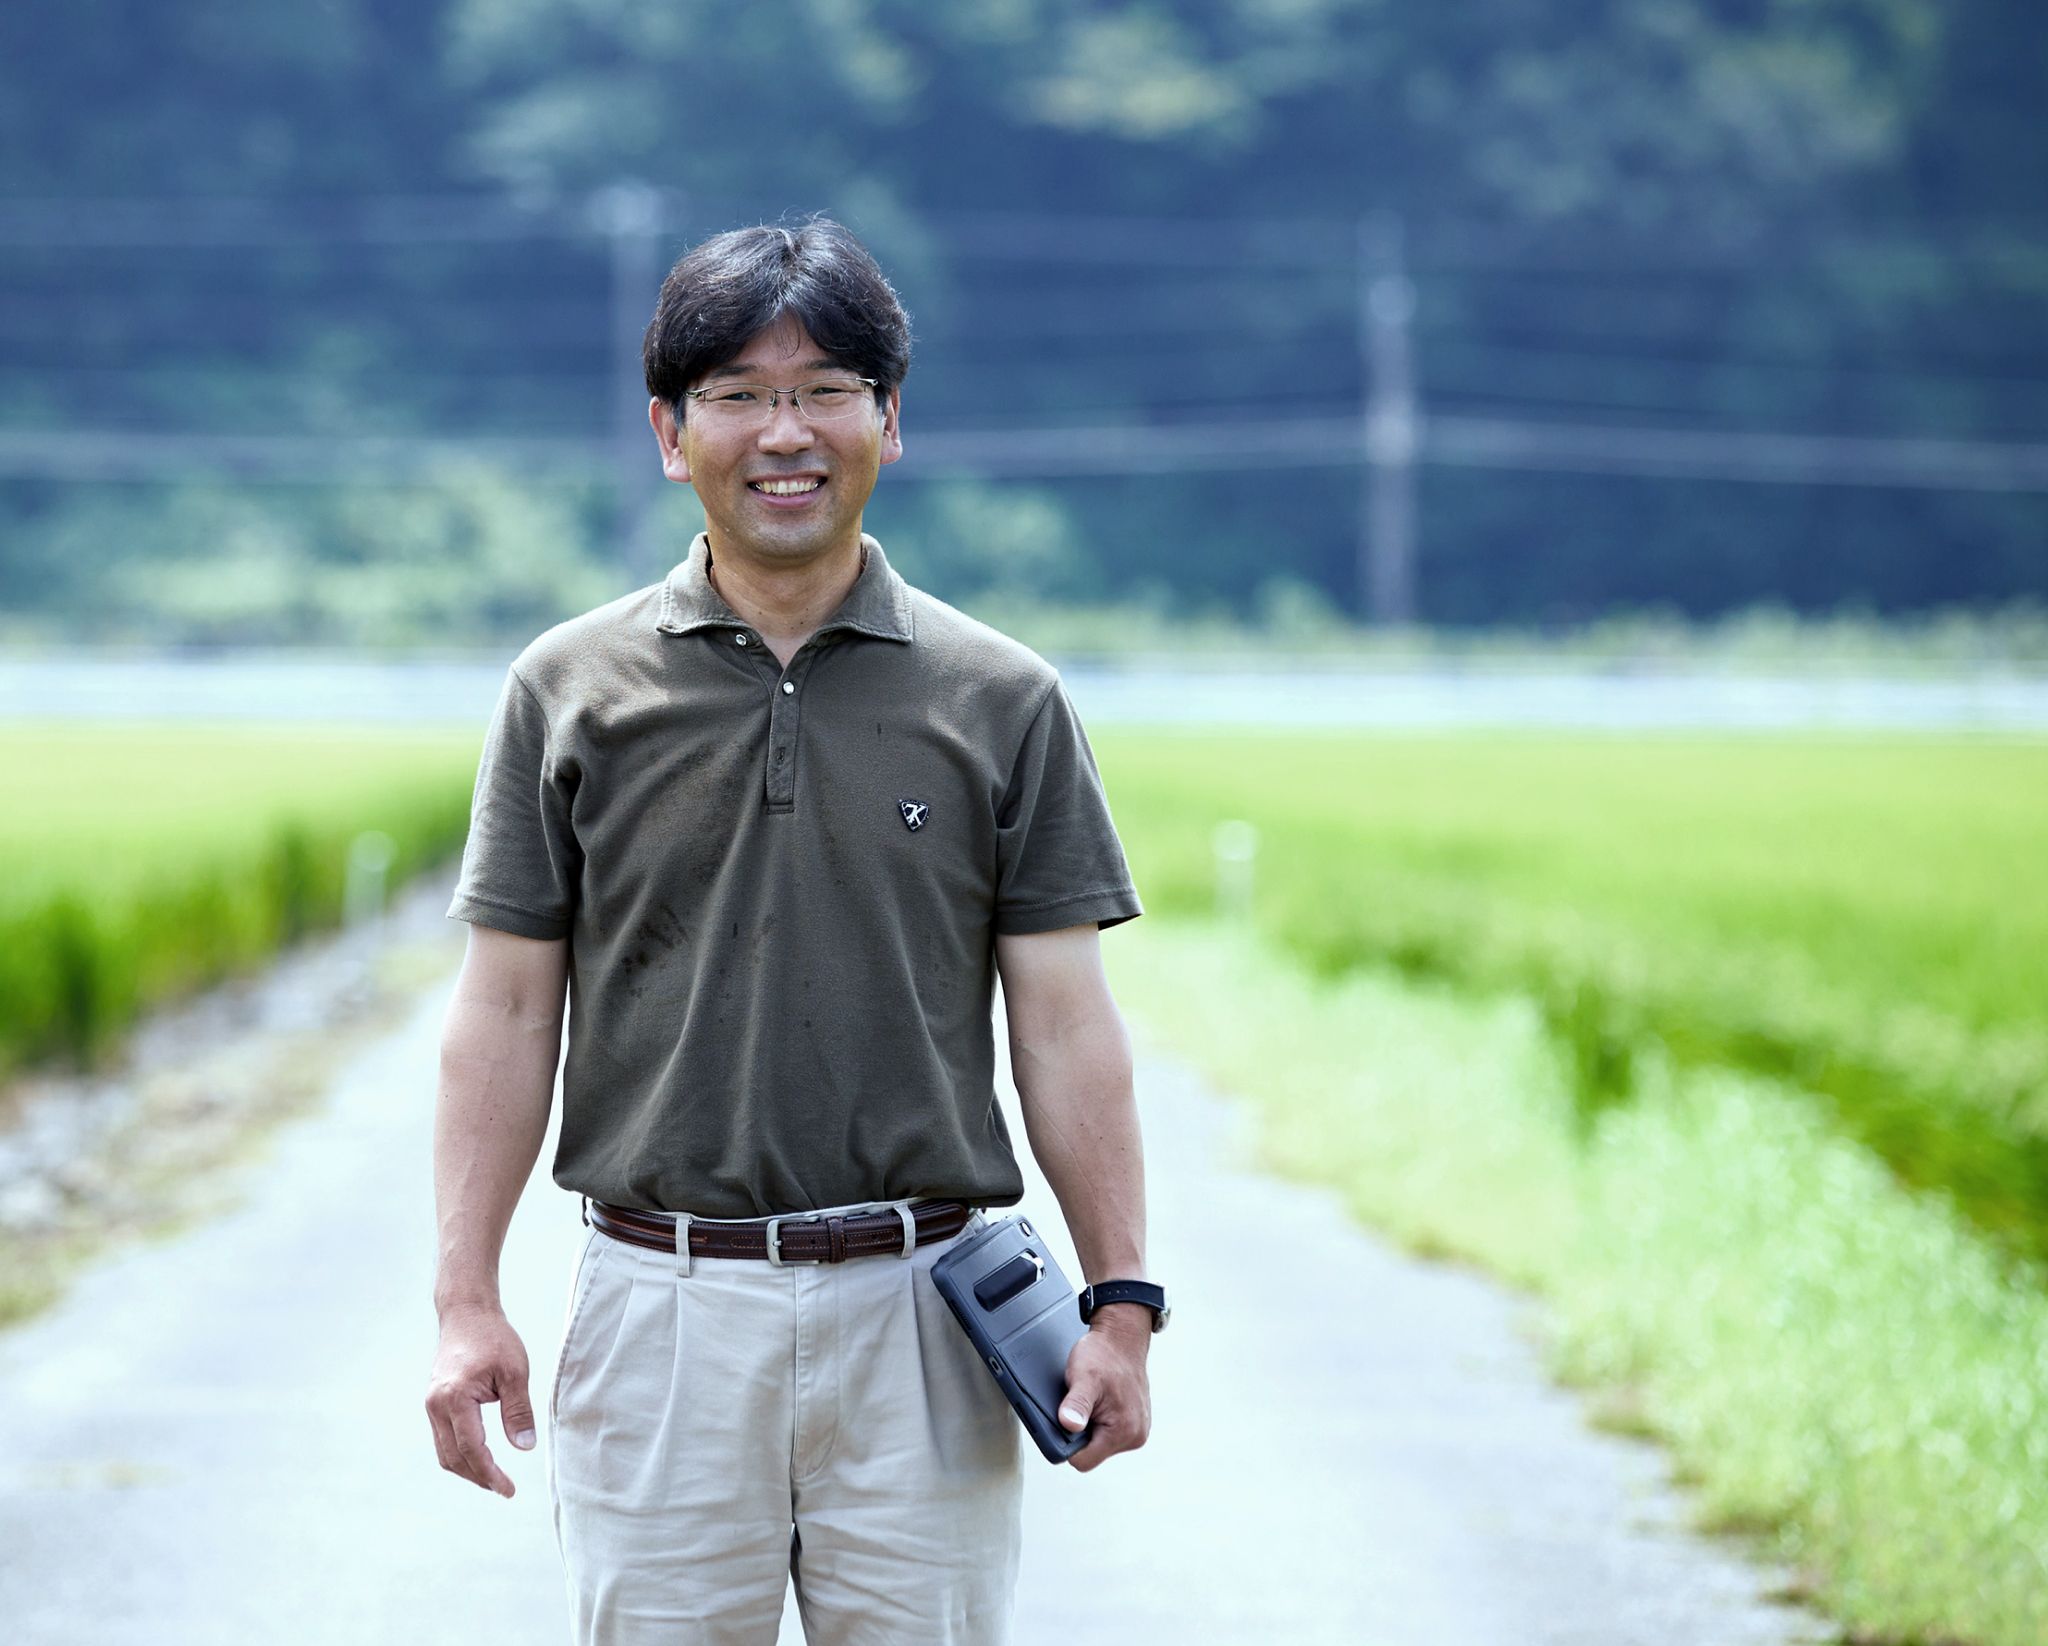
[
  {"xmin": 425, "ymin": 923, "xmax": 568, "ymax": 1497},
  {"xmin": 996, "ymin": 922, "xmax": 1152, "ymax": 1471}
]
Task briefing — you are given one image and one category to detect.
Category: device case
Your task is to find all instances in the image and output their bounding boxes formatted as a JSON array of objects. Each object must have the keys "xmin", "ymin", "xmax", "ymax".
[{"xmin": 929, "ymin": 1212, "xmax": 1090, "ymax": 1464}]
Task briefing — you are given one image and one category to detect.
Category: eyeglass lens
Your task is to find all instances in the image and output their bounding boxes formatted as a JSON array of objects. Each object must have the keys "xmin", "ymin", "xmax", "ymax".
[{"xmin": 694, "ymin": 381, "xmax": 873, "ymax": 422}]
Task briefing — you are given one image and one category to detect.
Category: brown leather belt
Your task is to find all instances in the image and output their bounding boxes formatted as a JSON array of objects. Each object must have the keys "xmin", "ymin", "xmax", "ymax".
[{"xmin": 584, "ymin": 1196, "xmax": 974, "ymax": 1265}]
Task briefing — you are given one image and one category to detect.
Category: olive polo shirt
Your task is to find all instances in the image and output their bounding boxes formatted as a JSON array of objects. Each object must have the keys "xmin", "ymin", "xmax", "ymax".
[{"xmin": 446, "ymin": 531, "xmax": 1143, "ymax": 1219}]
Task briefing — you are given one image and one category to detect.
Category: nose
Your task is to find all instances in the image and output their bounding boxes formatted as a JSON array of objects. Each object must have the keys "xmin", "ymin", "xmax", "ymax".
[{"xmin": 756, "ymin": 390, "xmax": 815, "ymax": 451}]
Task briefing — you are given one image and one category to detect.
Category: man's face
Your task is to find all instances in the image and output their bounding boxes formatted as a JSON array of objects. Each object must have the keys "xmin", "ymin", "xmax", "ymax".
[{"xmin": 654, "ymin": 314, "xmax": 902, "ymax": 566}]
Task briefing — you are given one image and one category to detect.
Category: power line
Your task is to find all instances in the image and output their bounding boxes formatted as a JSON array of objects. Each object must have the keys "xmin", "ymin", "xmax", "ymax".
[
  {"xmin": 4, "ymin": 192, "xmax": 2046, "ymax": 273},
  {"xmin": 8, "ymin": 339, "xmax": 2043, "ymax": 416},
  {"xmin": 6, "ymin": 414, "xmax": 2046, "ymax": 493},
  {"xmin": 0, "ymin": 371, "xmax": 1367, "ymax": 426},
  {"xmin": 0, "ymin": 429, "xmax": 607, "ymax": 484},
  {"xmin": 1427, "ymin": 390, "xmax": 2048, "ymax": 443},
  {"xmin": 916, "ymin": 211, "xmax": 1353, "ymax": 269},
  {"xmin": 1412, "ymin": 227, "xmax": 2048, "ymax": 277},
  {"xmin": 1420, "ymin": 336, "xmax": 2048, "ymax": 395},
  {"xmin": 0, "ymin": 293, "xmax": 1346, "ymax": 348},
  {"xmin": 6, "ymin": 327, "xmax": 2039, "ymax": 412},
  {"xmin": 1422, "ymin": 416, "xmax": 2048, "ymax": 492},
  {"xmin": 0, "ymin": 191, "xmax": 653, "ymax": 249}
]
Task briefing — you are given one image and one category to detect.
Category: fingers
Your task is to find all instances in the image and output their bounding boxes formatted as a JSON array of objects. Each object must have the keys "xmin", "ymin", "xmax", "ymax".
[
  {"xmin": 1060, "ymin": 1336, "xmax": 1098, "ymax": 1434},
  {"xmin": 1058, "ymin": 1348, "xmax": 1152, "ymax": 1472},
  {"xmin": 500, "ymin": 1381, "xmax": 538, "ymax": 1454},
  {"xmin": 1058, "ymin": 1389, "xmax": 1100, "ymax": 1469},
  {"xmin": 1053, "ymin": 1363, "xmax": 1094, "ymax": 1468},
  {"xmin": 427, "ymin": 1381, "xmax": 516, "ymax": 1496},
  {"xmin": 457, "ymin": 1394, "xmax": 516, "ymax": 1497},
  {"xmin": 427, "ymin": 1317, "xmax": 532, "ymax": 1497},
  {"xmin": 1065, "ymin": 1406, "xmax": 1126, "ymax": 1473},
  {"xmin": 1058, "ymin": 1376, "xmax": 1119, "ymax": 1472},
  {"xmin": 1067, "ymin": 1399, "xmax": 1155, "ymax": 1471}
]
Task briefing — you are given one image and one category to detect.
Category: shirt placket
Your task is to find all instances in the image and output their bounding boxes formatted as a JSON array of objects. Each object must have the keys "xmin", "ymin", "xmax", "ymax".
[{"xmin": 735, "ymin": 631, "xmax": 827, "ymax": 813}]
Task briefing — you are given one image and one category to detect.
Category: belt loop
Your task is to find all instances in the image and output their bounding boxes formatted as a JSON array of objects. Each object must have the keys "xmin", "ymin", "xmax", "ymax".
[
  {"xmin": 674, "ymin": 1212, "xmax": 695, "ymax": 1279},
  {"xmin": 892, "ymin": 1200, "xmax": 917, "ymax": 1259},
  {"xmin": 580, "ymin": 1194, "xmax": 590, "ymax": 1228}
]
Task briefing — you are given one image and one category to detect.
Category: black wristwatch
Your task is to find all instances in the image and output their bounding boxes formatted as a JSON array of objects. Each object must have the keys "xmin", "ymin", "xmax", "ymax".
[{"xmin": 1078, "ymin": 1279, "xmax": 1169, "ymax": 1333}]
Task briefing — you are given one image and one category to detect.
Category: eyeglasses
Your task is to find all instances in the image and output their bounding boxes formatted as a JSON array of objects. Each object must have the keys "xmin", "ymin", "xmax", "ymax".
[{"xmin": 680, "ymin": 376, "xmax": 880, "ymax": 427}]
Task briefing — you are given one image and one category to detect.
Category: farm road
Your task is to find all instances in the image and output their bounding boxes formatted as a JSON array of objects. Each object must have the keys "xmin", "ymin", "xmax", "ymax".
[{"xmin": 0, "ymin": 940, "xmax": 1831, "ymax": 1645}]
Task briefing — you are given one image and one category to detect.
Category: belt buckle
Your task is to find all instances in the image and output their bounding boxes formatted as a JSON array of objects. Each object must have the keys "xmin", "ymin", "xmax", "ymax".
[{"xmin": 764, "ymin": 1214, "xmax": 826, "ymax": 1267}]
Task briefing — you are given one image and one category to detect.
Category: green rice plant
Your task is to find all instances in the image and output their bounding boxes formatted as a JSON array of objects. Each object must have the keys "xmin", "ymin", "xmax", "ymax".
[
  {"xmin": 0, "ymin": 720, "xmax": 479, "ymax": 1077},
  {"xmin": 1097, "ymin": 729, "xmax": 2048, "ymax": 1264},
  {"xmin": 1105, "ymin": 918, "xmax": 2048, "ymax": 1645}
]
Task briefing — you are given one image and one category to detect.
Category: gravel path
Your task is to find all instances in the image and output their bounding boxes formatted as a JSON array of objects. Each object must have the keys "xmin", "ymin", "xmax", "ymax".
[{"xmin": 0, "ymin": 911, "xmax": 1834, "ymax": 1645}]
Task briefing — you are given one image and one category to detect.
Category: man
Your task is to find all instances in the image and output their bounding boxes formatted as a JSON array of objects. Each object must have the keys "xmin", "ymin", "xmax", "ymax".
[{"xmin": 424, "ymin": 218, "xmax": 1165, "ymax": 1646}]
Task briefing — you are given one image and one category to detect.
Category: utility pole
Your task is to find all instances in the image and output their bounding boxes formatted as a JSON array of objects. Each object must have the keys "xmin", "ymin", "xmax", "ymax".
[
  {"xmin": 598, "ymin": 180, "xmax": 669, "ymax": 588},
  {"xmin": 1357, "ymin": 212, "xmax": 1418, "ymax": 625}
]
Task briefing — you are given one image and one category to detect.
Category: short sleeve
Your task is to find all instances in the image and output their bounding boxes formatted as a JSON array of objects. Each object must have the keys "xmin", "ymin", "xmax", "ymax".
[
  {"xmin": 445, "ymin": 665, "xmax": 581, "ymax": 940},
  {"xmin": 994, "ymin": 677, "xmax": 1144, "ymax": 936}
]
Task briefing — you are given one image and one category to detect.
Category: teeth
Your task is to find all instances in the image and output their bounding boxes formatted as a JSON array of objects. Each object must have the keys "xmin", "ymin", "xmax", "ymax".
[{"xmin": 753, "ymin": 478, "xmax": 822, "ymax": 495}]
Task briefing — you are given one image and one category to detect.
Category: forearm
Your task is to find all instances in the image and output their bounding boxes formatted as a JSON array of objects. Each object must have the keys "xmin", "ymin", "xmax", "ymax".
[
  {"xmin": 1010, "ymin": 1000, "xmax": 1147, "ymax": 1288},
  {"xmin": 432, "ymin": 988, "xmax": 561, "ymax": 1320}
]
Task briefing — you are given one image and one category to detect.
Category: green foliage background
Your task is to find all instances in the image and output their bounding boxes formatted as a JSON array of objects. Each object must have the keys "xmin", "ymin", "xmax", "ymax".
[{"xmin": 1, "ymin": 0, "xmax": 2043, "ymax": 637}]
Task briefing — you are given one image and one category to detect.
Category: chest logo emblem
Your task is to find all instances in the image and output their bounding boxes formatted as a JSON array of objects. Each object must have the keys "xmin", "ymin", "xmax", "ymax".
[{"xmin": 898, "ymin": 798, "xmax": 930, "ymax": 832}]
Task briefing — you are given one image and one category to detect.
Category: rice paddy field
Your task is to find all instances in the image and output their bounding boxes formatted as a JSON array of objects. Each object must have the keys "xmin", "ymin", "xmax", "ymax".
[
  {"xmin": 1096, "ymin": 730, "xmax": 2048, "ymax": 1266},
  {"xmin": 1091, "ymin": 727, "xmax": 2048, "ymax": 1645},
  {"xmin": 5, "ymin": 717, "xmax": 2047, "ymax": 1641},
  {"xmin": 0, "ymin": 720, "xmax": 478, "ymax": 1079}
]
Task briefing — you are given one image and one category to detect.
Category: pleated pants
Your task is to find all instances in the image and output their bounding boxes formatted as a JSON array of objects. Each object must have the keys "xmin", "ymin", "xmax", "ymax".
[{"xmin": 547, "ymin": 1201, "xmax": 1024, "ymax": 1645}]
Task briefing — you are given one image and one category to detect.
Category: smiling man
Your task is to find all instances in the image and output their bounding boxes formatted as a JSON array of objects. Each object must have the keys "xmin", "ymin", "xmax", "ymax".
[{"xmin": 425, "ymin": 218, "xmax": 1163, "ymax": 1646}]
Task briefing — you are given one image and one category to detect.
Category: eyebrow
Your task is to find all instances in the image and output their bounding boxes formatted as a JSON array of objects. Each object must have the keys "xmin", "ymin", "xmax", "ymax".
[{"xmin": 702, "ymin": 356, "xmax": 843, "ymax": 381}]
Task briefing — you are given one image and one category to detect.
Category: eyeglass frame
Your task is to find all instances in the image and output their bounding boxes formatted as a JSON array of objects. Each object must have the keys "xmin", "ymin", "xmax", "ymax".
[{"xmin": 677, "ymin": 374, "xmax": 883, "ymax": 425}]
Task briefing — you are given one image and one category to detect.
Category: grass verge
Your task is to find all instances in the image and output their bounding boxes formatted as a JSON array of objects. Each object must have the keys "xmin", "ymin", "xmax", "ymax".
[{"xmin": 1105, "ymin": 916, "xmax": 2048, "ymax": 1646}]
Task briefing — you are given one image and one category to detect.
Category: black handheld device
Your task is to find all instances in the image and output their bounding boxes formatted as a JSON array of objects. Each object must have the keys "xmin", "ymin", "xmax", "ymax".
[{"xmin": 928, "ymin": 1213, "xmax": 1089, "ymax": 1464}]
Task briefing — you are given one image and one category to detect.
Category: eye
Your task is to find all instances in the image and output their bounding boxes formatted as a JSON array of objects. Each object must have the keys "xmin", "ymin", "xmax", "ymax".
[
  {"xmin": 806, "ymin": 385, "xmax": 850, "ymax": 401},
  {"xmin": 710, "ymin": 388, "xmax": 761, "ymax": 403}
]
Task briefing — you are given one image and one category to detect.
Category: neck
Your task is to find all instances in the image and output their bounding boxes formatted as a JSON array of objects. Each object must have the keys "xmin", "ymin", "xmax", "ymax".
[{"xmin": 705, "ymin": 533, "xmax": 868, "ymax": 647}]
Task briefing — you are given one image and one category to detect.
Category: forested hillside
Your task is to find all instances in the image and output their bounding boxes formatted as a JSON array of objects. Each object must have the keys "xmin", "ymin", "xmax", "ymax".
[{"xmin": 1, "ymin": 0, "xmax": 2042, "ymax": 641}]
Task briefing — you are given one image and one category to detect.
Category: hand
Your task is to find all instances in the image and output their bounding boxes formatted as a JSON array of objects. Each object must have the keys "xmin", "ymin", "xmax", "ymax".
[
  {"xmin": 1057, "ymin": 1305, "xmax": 1154, "ymax": 1472},
  {"xmin": 426, "ymin": 1306, "xmax": 536, "ymax": 1498}
]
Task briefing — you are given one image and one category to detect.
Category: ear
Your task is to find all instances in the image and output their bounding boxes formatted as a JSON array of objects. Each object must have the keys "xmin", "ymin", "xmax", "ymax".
[
  {"xmin": 878, "ymin": 386, "xmax": 903, "ymax": 468},
  {"xmin": 649, "ymin": 396, "xmax": 694, "ymax": 484}
]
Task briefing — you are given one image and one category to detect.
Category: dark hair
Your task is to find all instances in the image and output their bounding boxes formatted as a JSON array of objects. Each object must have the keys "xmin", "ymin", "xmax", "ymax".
[{"xmin": 642, "ymin": 217, "xmax": 913, "ymax": 413}]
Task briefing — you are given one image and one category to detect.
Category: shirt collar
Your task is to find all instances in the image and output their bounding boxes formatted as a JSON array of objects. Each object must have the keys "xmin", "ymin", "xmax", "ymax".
[{"xmin": 656, "ymin": 531, "xmax": 914, "ymax": 645}]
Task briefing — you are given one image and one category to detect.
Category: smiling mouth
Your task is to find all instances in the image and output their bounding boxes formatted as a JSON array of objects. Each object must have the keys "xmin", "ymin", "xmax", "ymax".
[{"xmin": 750, "ymin": 477, "xmax": 824, "ymax": 496}]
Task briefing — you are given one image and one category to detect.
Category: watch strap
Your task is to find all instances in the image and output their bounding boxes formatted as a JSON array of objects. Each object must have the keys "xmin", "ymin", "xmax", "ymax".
[{"xmin": 1079, "ymin": 1279, "xmax": 1168, "ymax": 1332}]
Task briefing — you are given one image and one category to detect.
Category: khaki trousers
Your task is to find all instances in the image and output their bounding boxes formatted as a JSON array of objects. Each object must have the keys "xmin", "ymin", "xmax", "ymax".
[{"xmin": 547, "ymin": 1200, "xmax": 1024, "ymax": 1645}]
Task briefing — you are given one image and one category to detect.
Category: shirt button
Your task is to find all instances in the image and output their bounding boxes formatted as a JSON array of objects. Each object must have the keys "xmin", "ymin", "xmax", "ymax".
[
  {"xmin": 781, "ymin": 681, "xmax": 795, "ymax": 694},
  {"xmin": 735, "ymin": 634, "xmax": 748, "ymax": 646}
]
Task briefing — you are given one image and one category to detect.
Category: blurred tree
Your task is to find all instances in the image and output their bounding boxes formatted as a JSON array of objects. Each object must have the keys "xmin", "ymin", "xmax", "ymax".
[
  {"xmin": 24, "ymin": 468, "xmax": 617, "ymax": 647},
  {"xmin": 0, "ymin": 0, "xmax": 2041, "ymax": 637},
  {"xmin": 878, "ymin": 480, "xmax": 1092, "ymax": 605},
  {"xmin": 438, "ymin": 0, "xmax": 1944, "ymax": 228},
  {"xmin": 0, "ymin": 0, "xmax": 468, "ymax": 194}
]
